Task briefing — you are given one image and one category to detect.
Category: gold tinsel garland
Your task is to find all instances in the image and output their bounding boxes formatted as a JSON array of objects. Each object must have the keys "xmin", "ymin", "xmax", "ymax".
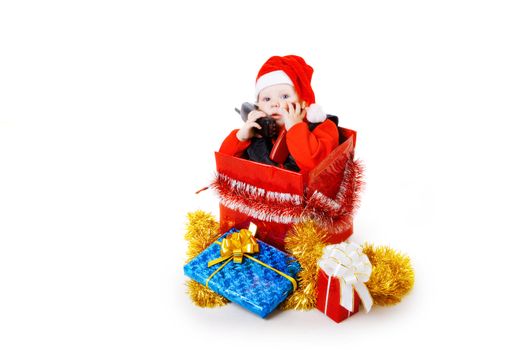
[
  {"xmin": 184, "ymin": 210, "xmax": 229, "ymax": 307},
  {"xmin": 184, "ymin": 210, "xmax": 221, "ymax": 262},
  {"xmin": 280, "ymin": 220, "xmax": 328, "ymax": 310},
  {"xmin": 362, "ymin": 243, "xmax": 415, "ymax": 306},
  {"xmin": 184, "ymin": 210, "xmax": 415, "ymax": 310}
]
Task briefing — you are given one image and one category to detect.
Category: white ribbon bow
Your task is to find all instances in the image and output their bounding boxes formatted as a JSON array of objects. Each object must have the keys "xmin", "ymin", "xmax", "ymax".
[{"xmin": 319, "ymin": 242, "xmax": 373, "ymax": 313}]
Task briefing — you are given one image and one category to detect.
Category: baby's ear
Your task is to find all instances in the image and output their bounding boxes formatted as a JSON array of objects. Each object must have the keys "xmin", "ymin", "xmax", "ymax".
[{"xmin": 306, "ymin": 104, "xmax": 327, "ymax": 123}]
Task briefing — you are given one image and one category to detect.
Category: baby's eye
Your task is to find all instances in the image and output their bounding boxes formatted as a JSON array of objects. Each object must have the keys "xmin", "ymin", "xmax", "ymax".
[
  {"xmin": 281, "ymin": 94, "xmax": 289, "ymax": 100},
  {"xmin": 262, "ymin": 97, "xmax": 271, "ymax": 102}
]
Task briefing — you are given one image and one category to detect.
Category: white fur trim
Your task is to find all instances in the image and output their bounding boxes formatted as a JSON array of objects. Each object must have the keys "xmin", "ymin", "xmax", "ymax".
[
  {"xmin": 306, "ymin": 104, "xmax": 326, "ymax": 123},
  {"xmin": 255, "ymin": 70, "xmax": 294, "ymax": 98}
]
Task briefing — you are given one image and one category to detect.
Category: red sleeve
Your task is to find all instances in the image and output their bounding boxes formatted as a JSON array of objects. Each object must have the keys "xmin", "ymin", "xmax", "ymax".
[
  {"xmin": 285, "ymin": 120, "xmax": 339, "ymax": 172},
  {"xmin": 219, "ymin": 129, "xmax": 251, "ymax": 157}
]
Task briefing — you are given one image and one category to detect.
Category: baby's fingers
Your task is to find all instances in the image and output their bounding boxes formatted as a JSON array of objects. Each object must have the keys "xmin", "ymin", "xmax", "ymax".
[
  {"xmin": 248, "ymin": 121, "xmax": 262, "ymax": 129},
  {"xmin": 294, "ymin": 102, "xmax": 302, "ymax": 116},
  {"xmin": 288, "ymin": 101, "xmax": 295, "ymax": 116},
  {"xmin": 299, "ymin": 108, "xmax": 306, "ymax": 120},
  {"xmin": 247, "ymin": 110, "xmax": 265, "ymax": 122}
]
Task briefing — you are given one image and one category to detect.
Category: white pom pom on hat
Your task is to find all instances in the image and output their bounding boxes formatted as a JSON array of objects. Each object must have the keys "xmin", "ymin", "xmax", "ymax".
[{"xmin": 306, "ymin": 103, "xmax": 326, "ymax": 123}]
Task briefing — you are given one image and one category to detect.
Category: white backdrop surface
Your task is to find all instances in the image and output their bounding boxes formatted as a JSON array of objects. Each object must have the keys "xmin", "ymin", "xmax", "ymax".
[{"xmin": 1, "ymin": 1, "xmax": 524, "ymax": 349}]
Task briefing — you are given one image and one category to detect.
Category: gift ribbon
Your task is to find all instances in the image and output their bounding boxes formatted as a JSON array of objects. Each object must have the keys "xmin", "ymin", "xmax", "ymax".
[
  {"xmin": 319, "ymin": 242, "xmax": 373, "ymax": 313},
  {"xmin": 207, "ymin": 229, "xmax": 259, "ymax": 266},
  {"xmin": 205, "ymin": 229, "xmax": 297, "ymax": 291}
]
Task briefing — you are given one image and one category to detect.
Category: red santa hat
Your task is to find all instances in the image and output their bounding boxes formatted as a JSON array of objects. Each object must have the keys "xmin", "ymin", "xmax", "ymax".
[{"xmin": 255, "ymin": 55, "xmax": 327, "ymax": 123}]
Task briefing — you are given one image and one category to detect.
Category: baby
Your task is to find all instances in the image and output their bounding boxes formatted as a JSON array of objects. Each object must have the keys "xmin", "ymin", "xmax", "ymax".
[{"xmin": 220, "ymin": 55, "xmax": 339, "ymax": 175}]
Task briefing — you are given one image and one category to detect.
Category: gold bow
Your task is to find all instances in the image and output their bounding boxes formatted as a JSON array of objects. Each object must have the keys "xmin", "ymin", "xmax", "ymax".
[
  {"xmin": 207, "ymin": 229, "xmax": 259, "ymax": 267},
  {"xmin": 205, "ymin": 229, "xmax": 297, "ymax": 291}
]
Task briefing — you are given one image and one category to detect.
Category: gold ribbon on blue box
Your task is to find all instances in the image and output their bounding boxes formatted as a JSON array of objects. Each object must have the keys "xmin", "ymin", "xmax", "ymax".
[
  {"xmin": 205, "ymin": 229, "xmax": 297, "ymax": 291},
  {"xmin": 207, "ymin": 229, "xmax": 259, "ymax": 266}
]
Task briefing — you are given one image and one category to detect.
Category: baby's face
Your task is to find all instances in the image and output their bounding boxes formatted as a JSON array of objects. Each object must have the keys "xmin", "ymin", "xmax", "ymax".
[{"xmin": 257, "ymin": 84, "xmax": 299, "ymax": 125}]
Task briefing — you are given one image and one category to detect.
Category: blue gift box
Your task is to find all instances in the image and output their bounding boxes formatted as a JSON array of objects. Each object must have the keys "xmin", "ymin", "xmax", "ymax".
[{"xmin": 183, "ymin": 228, "xmax": 301, "ymax": 318}]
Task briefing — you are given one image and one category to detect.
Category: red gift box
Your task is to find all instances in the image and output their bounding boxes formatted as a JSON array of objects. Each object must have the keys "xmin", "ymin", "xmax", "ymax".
[
  {"xmin": 214, "ymin": 128, "xmax": 359, "ymax": 251},
  {"xmin": 316, "ymin": 269, "xmax": 360, "ymax": 323}
]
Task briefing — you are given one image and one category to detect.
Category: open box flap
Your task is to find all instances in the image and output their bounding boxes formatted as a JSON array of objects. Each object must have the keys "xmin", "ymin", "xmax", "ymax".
[
  {"xmin": 304, "ymin": 128, "xmax": 363, "ymax": 235},
  {"xmin": 306, "ymin": 129, "xmax": 355, "ymax": 199}
]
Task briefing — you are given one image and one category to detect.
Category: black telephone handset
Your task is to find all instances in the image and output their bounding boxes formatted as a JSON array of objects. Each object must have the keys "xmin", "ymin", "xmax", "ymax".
[
  {"xmin": 235, "ymin": 102, "xmax": 278, "ymax": 139},
  {"xmin": 235, "ymin": 102, "xmax": 290, "ymax": 164}
]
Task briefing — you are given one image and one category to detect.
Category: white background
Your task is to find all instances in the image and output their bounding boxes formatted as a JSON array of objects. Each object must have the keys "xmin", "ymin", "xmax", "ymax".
[{"xmin": 1, "ymin": 1, "xmax": 524, "ymax": 349}]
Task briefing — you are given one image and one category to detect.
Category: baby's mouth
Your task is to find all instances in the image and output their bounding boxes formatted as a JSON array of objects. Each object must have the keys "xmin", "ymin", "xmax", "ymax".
[{"xmin": 270, "ymin": 113, "xmax": 282, "ymax": 119}]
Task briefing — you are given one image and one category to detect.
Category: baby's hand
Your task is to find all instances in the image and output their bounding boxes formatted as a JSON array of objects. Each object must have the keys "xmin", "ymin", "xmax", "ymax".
[
  {"xmin": 280, "ymin": 102, "xmax": 306, "ymax": 131},
  {"xmin": 236, "ymin": 109, "xmax": 266, "ymax": 141}
]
